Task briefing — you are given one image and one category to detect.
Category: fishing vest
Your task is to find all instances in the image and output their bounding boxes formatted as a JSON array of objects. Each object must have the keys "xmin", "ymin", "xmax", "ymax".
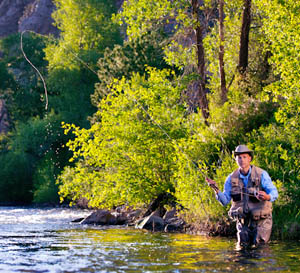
[{"xmin": 228, "ymin": 165, "xmax": 272, "ymax": 221}]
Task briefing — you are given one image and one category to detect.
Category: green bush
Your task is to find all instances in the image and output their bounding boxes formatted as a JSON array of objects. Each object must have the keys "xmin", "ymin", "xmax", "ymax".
[
  {"xmin": 0, "ymin": 151, "xmax": 33, "ymax": 204},
  {"xmin": 32, "ymin": 152, "xmax": 60, "ymax": 204},
  {"xmin": 58, "ymin": 68, "xmax": 188, "ymax": 208},
  {"xmin": 0, "ymin": 112, "xmax": 69, "ymax": 204},
  {"xmin": 250, "ymin": 121, "xmax": 300, "ymax": 238}
]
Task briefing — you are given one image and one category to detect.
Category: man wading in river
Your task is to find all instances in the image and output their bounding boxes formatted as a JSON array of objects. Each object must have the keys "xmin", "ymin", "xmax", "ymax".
[{"xmin": 206, "ymin": 145, "xmax": 278, "ymax": 249}]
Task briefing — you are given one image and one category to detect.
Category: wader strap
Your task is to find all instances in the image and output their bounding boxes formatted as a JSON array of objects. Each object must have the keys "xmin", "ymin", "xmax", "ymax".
[{"xmin": 243, "ymin": 186, "xmax": 249, "ymax": 214}]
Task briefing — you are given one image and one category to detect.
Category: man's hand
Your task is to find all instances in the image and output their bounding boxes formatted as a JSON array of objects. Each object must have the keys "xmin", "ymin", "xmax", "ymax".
[
  {"xmin": 257, "ymin": 191, "xmax": 270, "ymax": 201},
  {"xmin": 205, "ymin": 177, "xmax": 219, "ymax": 193}
]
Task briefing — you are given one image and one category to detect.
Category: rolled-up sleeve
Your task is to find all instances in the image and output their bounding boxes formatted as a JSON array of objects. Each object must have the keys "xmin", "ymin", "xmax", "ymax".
[
  {"xmin": 216, "ymin": 174, "xmax": 232, "ymax": 206},
  {"xmin": 261, "ymin": 171, "xmax": 278, "ymax": 202}
]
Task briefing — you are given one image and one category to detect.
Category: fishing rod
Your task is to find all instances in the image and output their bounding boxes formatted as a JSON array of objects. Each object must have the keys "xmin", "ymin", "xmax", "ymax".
[
  {"xmin": 20, "ymin": 31, "xmax": 209, "ymax": 179},
  {"xmin": 20, "ymin": 33, "xmax": 217, "ymax": 217},
  {"xmin": 55, "ymin": 40, "xmax": 211, "ymax": 179},
  {"xmin": 58, "ymin": 46, "xmax": 215, "ymax": 215}
]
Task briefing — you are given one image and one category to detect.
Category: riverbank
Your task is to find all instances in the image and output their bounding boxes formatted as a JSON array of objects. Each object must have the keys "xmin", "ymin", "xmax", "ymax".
[
  {"xmin": 72, "ymin": 203, "xmax": 300, "ymax": 241},
  {"xmin": 72, "ymin": 204, "xmax": 237, "ymax": 238}
]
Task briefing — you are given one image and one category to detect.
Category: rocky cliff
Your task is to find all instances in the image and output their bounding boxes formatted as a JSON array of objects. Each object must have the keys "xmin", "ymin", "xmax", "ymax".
[
  {"xmin": 0, "ymin": 0, "xmax": 124, "ymax": 38},
  {"xmin": 0, "ymin": 0, "xmax": 59, "ymax": 38}
]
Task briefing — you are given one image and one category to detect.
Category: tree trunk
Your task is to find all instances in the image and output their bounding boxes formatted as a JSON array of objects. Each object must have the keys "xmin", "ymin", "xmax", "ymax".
[
  {"xmin": 218, "ymin": 0, "xmax": 227, "ymax": 103},
  {"xmin": 238, "ymin": 0, "xmax": 251, "ymax": 74},
  {"xmin": 192, "ymin": 0, "xmax": 209, "ymax": 123}
]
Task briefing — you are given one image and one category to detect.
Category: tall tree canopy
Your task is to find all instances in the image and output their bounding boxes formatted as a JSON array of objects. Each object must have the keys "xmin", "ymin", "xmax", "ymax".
[{"xmin": 46, "ymin": 0, "xmax": 121, "ymax": 70}]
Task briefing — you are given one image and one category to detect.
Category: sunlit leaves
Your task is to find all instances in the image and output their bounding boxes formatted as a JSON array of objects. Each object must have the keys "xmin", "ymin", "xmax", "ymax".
[
  {"xmin": 59, "ymin": 68, "xmax": 188, "ymax": 208},
  {"xmin": 46, "ymin": 0, "xmax": 121, "ymax": 70}
]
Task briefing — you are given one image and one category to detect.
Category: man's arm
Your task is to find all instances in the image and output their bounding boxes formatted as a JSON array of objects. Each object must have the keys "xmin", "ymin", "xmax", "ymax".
[
  {"xmin": 206, "ymin": 175, "xmax": 232, "ymax": 206},
  {"xmin": 259, "ymin": 171, "xmax": 278, "ymax": 202},
  {"xmin": 216, "ymin": 175, "xmax": 232, "ymax": 206}
]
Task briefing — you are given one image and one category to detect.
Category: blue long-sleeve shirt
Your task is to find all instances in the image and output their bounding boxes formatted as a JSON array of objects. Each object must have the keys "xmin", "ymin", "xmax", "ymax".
[{"xmin": 216, "ymin": 166, "xmax": 278, "ymax": 206}]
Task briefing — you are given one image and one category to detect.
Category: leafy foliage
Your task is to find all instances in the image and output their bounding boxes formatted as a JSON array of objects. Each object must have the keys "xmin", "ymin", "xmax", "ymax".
[
  {"xmin": 0, "ymin": 0, "xmax": 298, "ymax": 239},
  {"xmin": 58, "ymin": 68, "xmax": 188, "ymax": 208},
  {"xmin": 46, "ymin": 0, "xmax": 121, "ymax": 70},
  {"xmin": 0, "ymin": 33, "xmax": 49, "ymax": 122},
  {"xmin": 115, "ymin": 0, "xmax": 204, "ymax": 69},
  {"xmin": 91, "ymin": 31, "xmax": 170, "ymax": 108},
  {"xmin": 0, "ymin": 0, "xmax": 123, "ymax": 205},
  {"xmin": 0, "ymin": 112, "xmax": 66, "ymax": 204}
]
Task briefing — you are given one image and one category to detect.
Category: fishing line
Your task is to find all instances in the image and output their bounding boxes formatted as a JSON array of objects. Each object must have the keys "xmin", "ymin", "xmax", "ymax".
[
  {"xmin": 60, "ymin": 44, "xmax": 99, "ymax": 75},
  {"xmin": 21, "ymin": 33, "xmax": 213, "ymax": 217},
  {"xmin": 62, "ymin": 46, "xmax": 213, "ymax": 217},
  {"xmin": 20, "ymin": 30, "xmax": 48, "ymax": 110}
]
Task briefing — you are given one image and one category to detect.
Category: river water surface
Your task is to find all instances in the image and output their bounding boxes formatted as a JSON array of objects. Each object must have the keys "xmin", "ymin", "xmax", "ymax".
[{"xmin": 0, "ymin": 207, "xmax": 299, "ymax": 272}]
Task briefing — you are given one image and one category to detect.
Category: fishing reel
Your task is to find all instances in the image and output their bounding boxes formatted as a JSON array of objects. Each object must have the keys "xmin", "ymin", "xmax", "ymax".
[{"xmin": 247, "ymin": 188, "xmax": 260, "ymax": 202}]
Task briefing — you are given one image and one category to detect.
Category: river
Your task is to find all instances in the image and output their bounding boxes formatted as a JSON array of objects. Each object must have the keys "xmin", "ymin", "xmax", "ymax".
[{"xmin": 0, "ymin": 207, "xmax": 299, "ymax": 272}]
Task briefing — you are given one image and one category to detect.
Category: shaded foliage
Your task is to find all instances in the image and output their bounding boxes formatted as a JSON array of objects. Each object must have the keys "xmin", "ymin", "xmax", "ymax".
[
  {"xmin": 91, "ymin": 31, "xmax": 170, "ymax": 109},
  {"xmin": 0, "ymin": 0, "xmax": 122, "ymax": 204},
  {"xmin": 0, "ymin": 33, "xmax": 48, "ymax": 122}
]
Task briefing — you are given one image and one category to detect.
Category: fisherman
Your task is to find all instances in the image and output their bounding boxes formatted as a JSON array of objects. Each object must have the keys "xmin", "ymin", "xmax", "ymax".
[{"xmin": 206, "ymin": 145, "xmax": 278, "ymax": 248}]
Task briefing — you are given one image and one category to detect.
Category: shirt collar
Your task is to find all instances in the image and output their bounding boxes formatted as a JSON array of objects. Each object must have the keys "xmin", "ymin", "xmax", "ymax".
[{"xmin": 239, "ymin": 165, "xmax": 252, "ymax": 179}]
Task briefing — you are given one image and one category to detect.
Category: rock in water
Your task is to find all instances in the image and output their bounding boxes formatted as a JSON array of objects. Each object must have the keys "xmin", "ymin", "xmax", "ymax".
[
  {"xmin": 135, "ymin": 214, "xmax": 165, "ymax": 232},
  {"xmin": 81, "ymin": 210, "xmax": 117, "ymax": 225}
]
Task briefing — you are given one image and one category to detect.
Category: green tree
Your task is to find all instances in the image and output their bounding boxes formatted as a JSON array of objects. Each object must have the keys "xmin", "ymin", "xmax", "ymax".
[
  {"xmin": 44, "ymin": 0, "xmax": 123, "ymax": 127},
  {"xmin": 58, "ymin": 68, "xmax": 188, "ymax": 208},
  {"xmin": 250, "ymin": 0, "xmax": 300, "ymax": 237},
  {"xmin": 116, "ymin": 0, "xmax": 216, "ymax": 122},
  {"xmin": 46, "ymin": 0, "xmax": 121, "ymax": 70},
  {"xmin": 91, "ymin": 31, "xmax": 171, "ymax": 113}
]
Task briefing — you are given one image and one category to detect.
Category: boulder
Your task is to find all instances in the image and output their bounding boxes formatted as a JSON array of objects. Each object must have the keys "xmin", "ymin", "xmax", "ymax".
[
  {"xmin": 135, "ymin": 213, "xmax": 165, "ymax": 232},
  {"xmin": 0, "ymin": 0, "xmax": 32, "ymax": 37},
  {"xmin": 126, "ymin": 209, "xmax": 143, "ymax": 225},
  {"xmin": 163, "ymin": 208, "xmax": 177, "ymax": 221},
  {"xmin": 164, "ymin": 218, "xmax": 185, "ymax": 233},
  {"xmin": 81, "ymin": 209, "xmax": 117, "ymax": 225},
  {"xmin": 111, "ymin": 211, "xmax": 127, "ymax": 225},
  {"xmin": 0, "ymin": 0, "xmax": 59, "ymax": 38},
  {"xmin": 71, "ymin": 217, "xmax": 85, "ymax": 223}
]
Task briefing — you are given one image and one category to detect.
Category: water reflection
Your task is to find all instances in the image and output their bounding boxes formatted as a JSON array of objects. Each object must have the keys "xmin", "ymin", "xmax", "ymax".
[{"xmin": 0, "ymin": 207, "xmax": 299, "ymax": 272}]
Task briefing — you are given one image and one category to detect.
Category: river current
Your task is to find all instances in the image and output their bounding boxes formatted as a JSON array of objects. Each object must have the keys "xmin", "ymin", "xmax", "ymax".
[{"xmin": 0, "ymin": 207, "xmax": 299, "ymax": 272}]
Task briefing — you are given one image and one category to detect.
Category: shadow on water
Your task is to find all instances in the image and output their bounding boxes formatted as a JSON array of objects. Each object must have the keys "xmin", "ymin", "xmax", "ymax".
[
  {"xmin": 224, "ymin": 242, "xmax": 300, "ymax": 273},
  {"xmin": 0, "ymin": 207, "xmax": 299, "ymax": 272}
]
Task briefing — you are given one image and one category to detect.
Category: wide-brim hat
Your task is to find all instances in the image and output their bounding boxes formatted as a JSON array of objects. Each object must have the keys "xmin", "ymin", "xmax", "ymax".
[{"xmin": 233, "ymin": 144, "xmax": 254, "ymax": 158}]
